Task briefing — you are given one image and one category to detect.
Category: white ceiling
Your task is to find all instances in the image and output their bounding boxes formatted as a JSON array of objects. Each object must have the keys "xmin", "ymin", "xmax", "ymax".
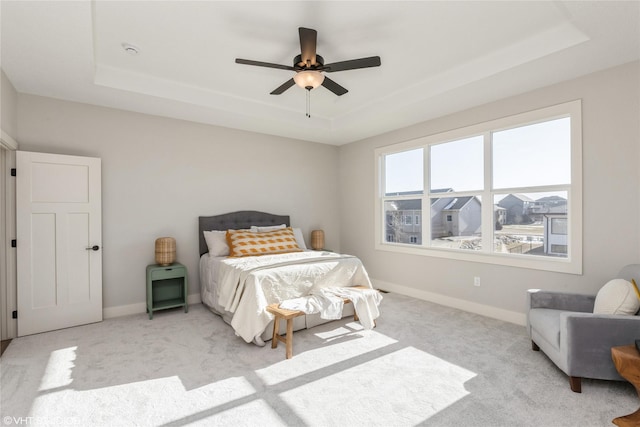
[{"xmin": 1, "ymin": 1, "xmax": 639, "ymax": 145}]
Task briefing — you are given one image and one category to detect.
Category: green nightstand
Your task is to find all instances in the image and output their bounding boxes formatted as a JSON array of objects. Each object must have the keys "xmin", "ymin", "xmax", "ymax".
[{"xmin": 146, "ymin": 263, "xmax": 188, "ymax": 319}]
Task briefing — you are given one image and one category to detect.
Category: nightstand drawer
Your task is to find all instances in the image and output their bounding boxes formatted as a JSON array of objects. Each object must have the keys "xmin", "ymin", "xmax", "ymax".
[{"xmin": 150, "ymin": 266, "xmax": 185, "ymax": 281}]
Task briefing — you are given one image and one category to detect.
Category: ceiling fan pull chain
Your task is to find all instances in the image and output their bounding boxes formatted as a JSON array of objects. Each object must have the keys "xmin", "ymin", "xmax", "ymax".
[{"xmin": 306, "ymin": 88, "xmax": 311, "ymax": 118}]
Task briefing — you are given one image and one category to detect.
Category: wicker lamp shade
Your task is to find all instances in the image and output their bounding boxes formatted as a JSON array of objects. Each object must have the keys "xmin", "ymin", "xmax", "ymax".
[
  {"xmin": 155, "ymin": 237, "xmax": 176, "ymax": 266},
  {"xmin": 310, "ymin": 230, "xmax": 325, "ymax": 250}
]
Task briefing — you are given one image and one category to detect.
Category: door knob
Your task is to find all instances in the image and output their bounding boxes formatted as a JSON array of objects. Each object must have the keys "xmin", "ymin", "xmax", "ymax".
[{"xmin": 86, "ymin": 245, "xmax": 100, "ymax": 251}]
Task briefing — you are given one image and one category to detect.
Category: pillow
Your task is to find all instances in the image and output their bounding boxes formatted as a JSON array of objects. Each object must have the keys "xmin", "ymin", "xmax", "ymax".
[
  {"xmin": 292, "ymin": 228, "xmax": 307, "ymax": 250},
  {"xmin": 226, "ymin": 227, "xmax": 302, "ymax": 257},
  {"xmin": 250, "ymin": 224, "xmax": 307, "ymax": 250},
  {"xmin": 632, "ymin": 279, "xmax": 640, "ymax": 301},
  {"xmin": 203, "ymin": 230, "xmax": 229, "ymax": 257},
  {"xmin": 250, "ymin": 224, "xmax": 286, "ymax": 232},
  {"xmin": 593, "ymin": 279, "xmax": 640, "ymax": 315}
]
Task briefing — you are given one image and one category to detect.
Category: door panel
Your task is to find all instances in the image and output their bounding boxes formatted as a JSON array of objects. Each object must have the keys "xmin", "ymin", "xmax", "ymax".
[
  {"xmin": 17, "ymin": 151, "xmax": 102, "ymax": 336},
  {"xmin": 31, "ymin": 213, "xmax": 57, "ymax": 309},
  {"xmin": 31, "ymin": 162, "xmax": 89, "ymax": 203},
  {"xmin": 68, "ymin": 213, "xmax": 90, "ymax": 304}
]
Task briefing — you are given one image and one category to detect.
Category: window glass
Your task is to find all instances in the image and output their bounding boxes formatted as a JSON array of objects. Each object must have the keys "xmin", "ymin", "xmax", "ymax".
[
  {"xmin": 551, "ymin": 218, "xmax": 567, "ymax": 235},
  {"xmin": 493, "ymin": 191, "xmax": 568, "ymax": 257},
  {"xmin": 384, "ymin": 199, "xmax": 422, "ymax": 245},
  {"xmin": 430, "ymin": 136, "xmax": 483, "ymax": 192},
  {"xmin": 493, "ymin": 118, "xmax": 570, "ymax": 189},
  {"xmin": 431, "ymin": 196, "xmax": 482, "ymax": 251},
  {"xmin": 384, "ymin": 148, "xmax": 423, "ymax": 195}
]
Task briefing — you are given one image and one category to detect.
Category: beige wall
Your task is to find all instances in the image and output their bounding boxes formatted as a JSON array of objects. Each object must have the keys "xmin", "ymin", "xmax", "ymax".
[
  {"xmin": 16, "ymin": 95, "xmax": 341, "ymax": 310},
  {"xmin": 1, "ymin": 69, "xmax": 18, "ymax": 140},
  {"xmin": 339, "ymin": 61, "xmax": 640, "ymax": 322}
]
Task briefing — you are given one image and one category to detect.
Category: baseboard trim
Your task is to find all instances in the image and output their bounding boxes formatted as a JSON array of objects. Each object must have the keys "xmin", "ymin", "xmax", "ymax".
[
  {"xmin": 372, "ymin": 279, "xmax": 527, "ymax": 326},
  {"xmin": 103, "ymin": 293, "xmax": 202, "ymax": 319}
]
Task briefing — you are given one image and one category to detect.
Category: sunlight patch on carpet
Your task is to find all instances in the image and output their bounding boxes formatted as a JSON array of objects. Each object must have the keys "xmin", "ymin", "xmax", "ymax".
[
  {"xmin": 194, "ymin": 399, "xmax": 286, "ymax": 426},
  {"xmin": 255, "ymin": 328, "xmax": 397, "ymax": 386},
  {"xmin": 38, "ymin": 346, "xmax": 77, "ymax": 391},
  {"xmin": 279, "ymin": 347, "xmax": 476, "ymax": 426},
  {"xmin": 29, "ymin": 375, "xmax": 259, "ymax": 425}
]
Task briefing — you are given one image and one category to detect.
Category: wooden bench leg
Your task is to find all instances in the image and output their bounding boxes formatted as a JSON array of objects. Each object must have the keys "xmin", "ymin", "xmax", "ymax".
[
  {"xmin": 271, "ymin": 316, "xmax": 280, "ymax": 349},
  {"xmin": 285, "ymin": 318, "xmax": 294, "ymax": 359}
]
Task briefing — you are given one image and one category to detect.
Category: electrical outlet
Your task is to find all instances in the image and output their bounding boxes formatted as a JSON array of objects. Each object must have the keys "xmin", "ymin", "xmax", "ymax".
[{"xmin": 473, "ymin": 277, "xmax": 481, "ymax": 287}]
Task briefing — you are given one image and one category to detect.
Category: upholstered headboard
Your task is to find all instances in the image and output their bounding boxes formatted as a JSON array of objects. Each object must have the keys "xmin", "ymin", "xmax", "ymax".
[{"xmin": 198, "ymin": 210, "xmax": 290, "ymax": 256}]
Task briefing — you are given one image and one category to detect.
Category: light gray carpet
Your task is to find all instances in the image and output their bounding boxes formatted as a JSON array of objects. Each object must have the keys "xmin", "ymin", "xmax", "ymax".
[{"xmin": 0, "ymin": 292, "xmax": 636, "ymax": 426}]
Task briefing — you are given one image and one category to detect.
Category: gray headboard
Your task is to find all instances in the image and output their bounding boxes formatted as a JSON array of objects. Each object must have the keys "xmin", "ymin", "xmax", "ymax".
[{"xmin": 198, "ymin": 210, "xmax": 290, "ymax": 256}]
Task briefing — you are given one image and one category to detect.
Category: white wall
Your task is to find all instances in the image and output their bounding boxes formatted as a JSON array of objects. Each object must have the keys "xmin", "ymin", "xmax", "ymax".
[
  {"xmin": 1, "ymin": 69, "xmax": 18, "ymax": 140},
  {"xmin": 339, "ymin": 61, "xmax": 640, "ymax": 322},
  {"xmin": 16, "ymin": 95, "xmax": 341, "ymax": 311}
]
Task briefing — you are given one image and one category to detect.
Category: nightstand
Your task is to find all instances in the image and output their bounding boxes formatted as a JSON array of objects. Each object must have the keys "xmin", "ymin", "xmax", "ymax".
[{"xmin": 146, "ymin": 263, "xmax": 188, "ymax": 319}]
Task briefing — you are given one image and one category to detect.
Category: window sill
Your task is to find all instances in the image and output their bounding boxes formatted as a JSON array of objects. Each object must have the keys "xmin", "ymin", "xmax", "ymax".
[{"xmin": 375, "ymin": 242, "xmax": 582, "ymax": 275}]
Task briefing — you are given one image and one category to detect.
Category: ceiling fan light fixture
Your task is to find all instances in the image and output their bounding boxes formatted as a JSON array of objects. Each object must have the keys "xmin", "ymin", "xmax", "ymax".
[{"xmin": 293, "ymin": 70, "xmax": 324, "ymax": 90}]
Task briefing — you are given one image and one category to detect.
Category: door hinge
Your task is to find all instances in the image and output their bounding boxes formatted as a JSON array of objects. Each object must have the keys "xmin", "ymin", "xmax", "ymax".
[
  {"xmin": 12, "ymin": 311, "xmax": 17, "ymax": 319},
  {"xmin": 10, "ymin": 168, "xmax": 16, "ymax": 176},
  {"xmin": 11, "ymin": 239, "xmax": 16, "ymax": 248}
]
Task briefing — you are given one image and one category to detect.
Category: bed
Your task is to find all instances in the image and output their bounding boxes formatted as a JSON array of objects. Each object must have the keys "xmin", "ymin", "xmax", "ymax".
[{"xmin": 198, "ymin": 210, "xmax": 378, "ymax": 345}]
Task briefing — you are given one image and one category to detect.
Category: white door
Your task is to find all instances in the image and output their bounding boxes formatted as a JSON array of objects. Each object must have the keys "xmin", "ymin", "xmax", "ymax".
[{"xmin": 16, "ymin": 151, "xmax": 102, "ymax": 336}]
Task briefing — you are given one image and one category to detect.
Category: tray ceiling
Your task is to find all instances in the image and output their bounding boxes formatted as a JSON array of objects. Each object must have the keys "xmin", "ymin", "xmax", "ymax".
[{"xmin": 1, "ymin": 1, "xmax": 639, "ymax": 145}]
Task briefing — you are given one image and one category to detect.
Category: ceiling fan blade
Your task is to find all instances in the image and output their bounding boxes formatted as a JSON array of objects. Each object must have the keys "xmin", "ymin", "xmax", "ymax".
[
  {"xmin": 236, "ymin": 58, "xmax": 295, "ymax": 71},
  {"xmin": 323, "ymin": 56, "xmax": 381, "ymax": 72},
  {"xmin": 298, "ymin": 27, "xmax": 318, "ymax": 66},
  {"xmin": 321, "ymin": 76, "xmax": 348, "ymax": 96},
  {"xmin": 270, "ymin": 79, "xmax": 296, "ymax": 95}
]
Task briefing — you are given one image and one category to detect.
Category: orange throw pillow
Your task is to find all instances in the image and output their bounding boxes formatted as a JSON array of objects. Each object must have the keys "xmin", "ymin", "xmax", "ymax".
[{"xmin": 226, "ymin": 227, "xmax": 302, "ymax": 257}]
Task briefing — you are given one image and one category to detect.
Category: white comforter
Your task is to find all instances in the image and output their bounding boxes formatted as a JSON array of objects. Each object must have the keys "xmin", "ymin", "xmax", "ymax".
[{"xmin": 214, "ymin": 251, "xmax": 374, "ymax": 343}]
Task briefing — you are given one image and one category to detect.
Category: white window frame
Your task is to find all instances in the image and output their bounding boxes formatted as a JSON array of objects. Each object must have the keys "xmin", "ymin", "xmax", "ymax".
[{"xmin": 374, "ymin": 100, "xmax": 582, "ymax": 274}]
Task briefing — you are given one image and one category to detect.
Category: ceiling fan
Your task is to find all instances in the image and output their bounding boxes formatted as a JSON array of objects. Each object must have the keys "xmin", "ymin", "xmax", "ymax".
[{"xmin": 235, "ymin": 27, "xmax": 381, "ymax": 97}]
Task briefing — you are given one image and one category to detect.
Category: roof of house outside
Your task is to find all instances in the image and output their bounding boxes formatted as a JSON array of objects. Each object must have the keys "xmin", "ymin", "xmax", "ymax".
[
  {"xmin": 535, "ymin": 195, "xmax": 567, "ymax": 203},
  {"xmin": 443, "ymin": 196, "xmax": 478, "ymax": 211},
  {"xmin": 508, "ymin": 194, "xmax": 534, "ymax": 202},
  {"xmin": 387, "ymin": 199, "xmax": 422, "ymax": 210}
]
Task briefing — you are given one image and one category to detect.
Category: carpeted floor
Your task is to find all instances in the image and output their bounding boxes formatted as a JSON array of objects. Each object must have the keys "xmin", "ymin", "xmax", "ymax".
[{"xmin": 0, "ymin": 292, "xmax": 636, "ymax": 426}]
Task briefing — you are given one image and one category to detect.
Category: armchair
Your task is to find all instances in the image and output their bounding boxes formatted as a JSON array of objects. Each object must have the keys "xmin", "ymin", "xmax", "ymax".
[{"xmin": 527, "ymin": 264, "xmax": 640, "ymax": 393}]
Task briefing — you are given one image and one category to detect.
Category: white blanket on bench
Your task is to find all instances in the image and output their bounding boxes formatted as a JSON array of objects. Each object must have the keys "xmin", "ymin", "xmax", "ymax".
[{"xmin": 280, "ymin": 286, "xmax": 382, "ymax": 329}]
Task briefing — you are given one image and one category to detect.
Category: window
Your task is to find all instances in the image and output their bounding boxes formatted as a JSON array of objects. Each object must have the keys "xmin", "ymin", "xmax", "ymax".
[
  {"xmin": 375, "ymin": 100, "xmax": 582, "ymax": 274},
  {"xmin": 551, "ymin": 218, "xmax": 567, "ymax": 235}
]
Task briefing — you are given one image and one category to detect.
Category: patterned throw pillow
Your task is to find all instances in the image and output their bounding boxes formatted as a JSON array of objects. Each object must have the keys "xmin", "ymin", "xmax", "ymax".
[
  {"xmin": 226, "ymin": 227, "xmax": 302, "ymax": 257},
  {"xmin": 632, "ymin": 279, "xmax": 640, "ymax": 301}
]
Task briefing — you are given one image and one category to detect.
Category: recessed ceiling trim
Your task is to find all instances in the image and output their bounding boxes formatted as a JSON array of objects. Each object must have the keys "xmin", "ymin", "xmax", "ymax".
[
  {"xmin": 93, "ymin": 64, "xmax": 334, "ymax": 126},
  {"xmin": 333, "ymin": 21, "xmax": 590, "ymax": 131}
]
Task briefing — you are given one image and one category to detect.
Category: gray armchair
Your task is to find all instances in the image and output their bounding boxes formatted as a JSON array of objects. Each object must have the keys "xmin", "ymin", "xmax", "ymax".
[{"xmin": 527, "ymin": 264, "xmax": 640, "ymax": 393}]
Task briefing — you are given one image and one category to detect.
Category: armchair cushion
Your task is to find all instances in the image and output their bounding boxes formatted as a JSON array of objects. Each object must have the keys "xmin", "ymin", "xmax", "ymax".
[{"xmin": 593, "ymin": 278, "xmax": 640, "ymax": 315}]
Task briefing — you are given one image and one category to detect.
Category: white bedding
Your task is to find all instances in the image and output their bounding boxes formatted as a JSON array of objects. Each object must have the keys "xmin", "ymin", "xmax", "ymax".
[{"xmin": 199, "ymin": 251, "xmax": 374, "ymax": 343}]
